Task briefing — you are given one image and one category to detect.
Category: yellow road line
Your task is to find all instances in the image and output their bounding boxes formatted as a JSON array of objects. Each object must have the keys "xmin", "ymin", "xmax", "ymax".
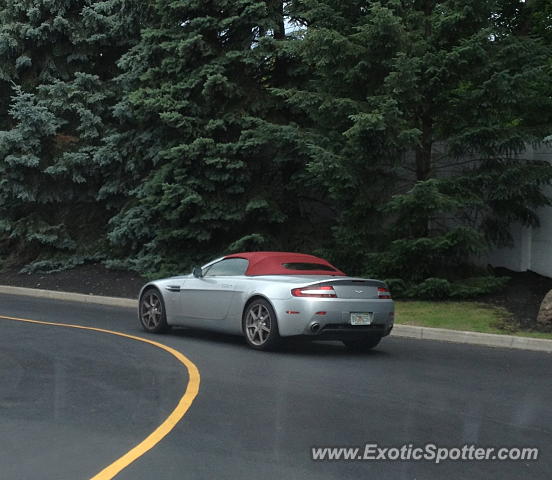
[{"xmin": 0, "ymin": 314, "xmax": 200, "ymax": 480}]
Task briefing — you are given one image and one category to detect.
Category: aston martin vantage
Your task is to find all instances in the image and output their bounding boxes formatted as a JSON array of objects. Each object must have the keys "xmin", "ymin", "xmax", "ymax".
[{"xmin": 138, "ymin": 252, "xmax": 394, "ymax": 350}]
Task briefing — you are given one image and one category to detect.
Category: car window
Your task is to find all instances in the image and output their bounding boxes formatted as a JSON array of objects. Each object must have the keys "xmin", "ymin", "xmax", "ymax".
[
  {"xmin": 281, "ymin": 262, "xmax": 336, "ymax": 272},
  {"xmin": 204, "ymin": 258, "xmax": 248, "ymax": 277}
]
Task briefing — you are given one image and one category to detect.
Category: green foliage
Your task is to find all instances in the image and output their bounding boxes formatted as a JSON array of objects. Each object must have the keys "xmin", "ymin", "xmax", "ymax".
[
  {"xmin": 0, "ymin": 0, "xmax": 550, "ymax": 299},
  {"xmin": 276, "ymin": 0, "xmax": 413, "ymax": 273},
  {"xmin": 0, "ymin": 0, "xmax": 142, "ymax": 265},
  {"xmin": 20, "ymin": 254, "xmax": 104, "ymax": 274},
  {"xmin": 449, "ymin": 276, "xmax": 510, "ymax": 298},
  {"xmin": 103, "ymin": 0, "xmax": 312, "ymax": 276},
  {"xmin": 281, "ymin": 0, "xmax": 552, "ymax": 287},
  {"xmin": 387, "ymin": 275, "xmax": 509, "ymax": 300},
  {"xmin": 408, "ymin": 278, "xmax": 452, "ymax": 300},
  {"xmin": 383, "ymin": 278, "xmax": 408, "ymax": 297}
]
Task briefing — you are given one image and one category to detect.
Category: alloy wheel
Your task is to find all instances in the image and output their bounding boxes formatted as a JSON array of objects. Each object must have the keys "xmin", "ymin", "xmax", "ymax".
[
  {"xmin": 245, "ymin": 303, "xmax": 272, "ymax": 346},
  {"xmin": 141, "ymin": 292, "xmax": 163, "ymax": 330}
]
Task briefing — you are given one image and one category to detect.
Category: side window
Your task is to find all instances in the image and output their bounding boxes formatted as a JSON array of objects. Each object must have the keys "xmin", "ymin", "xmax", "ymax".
[{"xmin": 204, "ymin": 258, "xmax": 248, "ymax": 277}]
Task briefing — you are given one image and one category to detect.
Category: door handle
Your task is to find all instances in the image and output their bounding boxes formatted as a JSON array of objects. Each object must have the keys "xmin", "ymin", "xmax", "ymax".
[{"xmin": 165, "ymin": 285, "xmax": 181, "ymax": 292}]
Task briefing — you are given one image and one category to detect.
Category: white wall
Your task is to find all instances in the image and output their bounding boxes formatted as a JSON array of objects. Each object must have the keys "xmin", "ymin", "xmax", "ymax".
[
  {"xmin": 487, "ymin": 223, "xmax": 532, "ymax": 272},
  {"xmin": 486, "ymin": 144, "xmax": 552, "ymax": 278},
  {"xmin": 527, "ymin": 198, "xmax": 552, "ymax": 277}
]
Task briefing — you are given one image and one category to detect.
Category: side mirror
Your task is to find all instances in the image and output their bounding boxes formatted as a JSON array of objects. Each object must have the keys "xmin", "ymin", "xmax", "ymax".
[{"xmin": 192, "ymin": 266, "xmax": 203, "ymax": 278}]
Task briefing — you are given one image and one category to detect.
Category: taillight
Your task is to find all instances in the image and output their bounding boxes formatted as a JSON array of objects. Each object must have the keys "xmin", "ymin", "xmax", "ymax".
[
  {"xmin": 291, "ymin": 285, "xmax": 337, "ymax": 298},
  {"xmin": 378, "ymin": 287, "xmax": 392, "ymax": 299}
]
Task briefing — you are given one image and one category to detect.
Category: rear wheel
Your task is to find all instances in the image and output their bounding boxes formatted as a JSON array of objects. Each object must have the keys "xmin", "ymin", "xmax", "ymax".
[
  {"xmin": 243, "ymin": 299, "xmax": 281, "ymax": 351},
  {"xmin": 139, "ymin": 288, "xmax": 168, "ymax": 333},
  {"xmin": 343, "ymin": 336, "xmax": 382, "ymax": 351}
]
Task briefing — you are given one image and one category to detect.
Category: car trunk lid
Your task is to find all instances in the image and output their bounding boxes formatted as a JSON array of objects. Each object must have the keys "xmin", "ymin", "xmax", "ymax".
[{"xmin": 311, "ymin": 279, "xmax": 387, "ymax": 299}]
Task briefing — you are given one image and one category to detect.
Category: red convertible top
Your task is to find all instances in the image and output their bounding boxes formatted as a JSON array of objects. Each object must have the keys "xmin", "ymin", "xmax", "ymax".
[{"xmin": 225, "ymin": 251, "xmax": 346, "ymax": 276}]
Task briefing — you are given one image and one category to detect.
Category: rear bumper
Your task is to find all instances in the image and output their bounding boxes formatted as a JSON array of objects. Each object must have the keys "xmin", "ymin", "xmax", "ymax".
[
  {"xmin": 272, "ymin": 297, "xmax": 394, "ymax": 338},
  {"xmin": 310, "ymin": 323, "xmax": 393, "ymax": 341}
]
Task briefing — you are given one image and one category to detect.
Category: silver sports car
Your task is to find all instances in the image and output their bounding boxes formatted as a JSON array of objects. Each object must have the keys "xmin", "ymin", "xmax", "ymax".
[{"xmin": 138, "ymin": 252, "xmax": 394, "ymax": 350}]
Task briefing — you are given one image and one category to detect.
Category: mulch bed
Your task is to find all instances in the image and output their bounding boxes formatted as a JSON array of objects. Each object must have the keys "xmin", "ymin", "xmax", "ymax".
[
  {"xmin": 0, "ymin": 263, "xmax": 145, "ymax": 299},
  {"xmin": 479, "ymin": 268, "xmax": 552, "ymax": 330},
  {"xmin": 0, "ymin": 263, "xmax": 550, "ymax": 329}
]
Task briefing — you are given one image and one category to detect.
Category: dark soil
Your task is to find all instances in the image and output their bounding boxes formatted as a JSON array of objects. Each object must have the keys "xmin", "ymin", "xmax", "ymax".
[
  {"xmin": 480, "ymin": 268, "xmax": 552, "ymax": 330},
  {"xmin": 0, "ymin": 263, "xmax": 146, "ymax": 299},
  {"xmin": 0, "ymin": 263, "xmax": 550, "ymax": 329}
]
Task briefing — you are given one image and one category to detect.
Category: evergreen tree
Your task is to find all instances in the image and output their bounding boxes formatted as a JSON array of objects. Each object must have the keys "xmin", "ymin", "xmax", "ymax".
[
  {"xmin": 106, "ymin": 0, "xmax": 309, "ymax": 276},
  {"xmin": 0, "ymin": 0, "xmax": 549, "ymax": 295},
  {"xmin": 0, "ymin": 0, "xmax": 142, "ymax": 270},
  {"xmin": 282, "ymin": 0, "xmax": 552, "ymax": 293},
  {"xmin": 279, "ymin": 0, "xmax": 414, "ymax": 272},
  {"xmin": 375, "ymin": 0, "xmax": 552, "ymax": 288}
]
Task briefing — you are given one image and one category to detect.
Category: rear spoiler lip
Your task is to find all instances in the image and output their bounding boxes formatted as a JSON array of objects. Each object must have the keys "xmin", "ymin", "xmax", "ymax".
[{"xmin": 300, "ymin": 277, "xmax": 387, "ymax": 288}]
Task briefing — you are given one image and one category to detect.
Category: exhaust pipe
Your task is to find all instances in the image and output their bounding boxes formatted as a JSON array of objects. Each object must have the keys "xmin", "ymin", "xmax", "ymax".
[{"xmin": 310, "ymin": 322, "xmax": 321, "ymax": 334}]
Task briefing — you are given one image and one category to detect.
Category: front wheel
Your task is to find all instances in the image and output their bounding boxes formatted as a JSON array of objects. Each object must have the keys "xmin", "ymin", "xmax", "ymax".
[
  {"xmin": 139, "ymin": 288, "xmax": 168, "ymax": 333},
  {"xmin": 343, "ymin": 336, "xmax": 382, "ymax": 352},
  {"xmin": 243, "ymin": 299, "xmax": 281, "ymax": 351}
]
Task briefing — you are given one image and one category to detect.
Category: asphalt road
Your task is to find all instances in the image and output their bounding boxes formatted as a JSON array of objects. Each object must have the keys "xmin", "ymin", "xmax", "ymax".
[{"xmin": 0, "ymin": 293, "xmax": 550, "ymax": 480}]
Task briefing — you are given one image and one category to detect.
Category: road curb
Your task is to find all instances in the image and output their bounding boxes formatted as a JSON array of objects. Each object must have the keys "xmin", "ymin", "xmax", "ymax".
[
  {"xmin": 392, "ymin": 324, "xmax": 552, "ymax": 353},
  {"xmin": 1, "ymin": 284, "xmax": 551, "ymax": 353},
  {"xmin": 0, "ymin": 285, "xmax": 136, "ymax": 309}
]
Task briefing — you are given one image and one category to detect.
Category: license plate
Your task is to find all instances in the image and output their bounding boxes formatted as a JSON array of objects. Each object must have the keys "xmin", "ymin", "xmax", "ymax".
[{"xmin": 350, "ymin": 313, "xmax": 374, "ymax": 325}]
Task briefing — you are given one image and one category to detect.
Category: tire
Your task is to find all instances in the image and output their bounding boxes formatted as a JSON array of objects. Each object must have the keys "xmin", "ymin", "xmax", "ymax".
[
  {"xmin": 139, "ymin": 287, "xmax": 169, "ymax": 333},
  {"xmin": 343, "ymin": 336, "xmax": 382, "ymax": 352},
  {"xmin": 242, "ymin": 298, "xmax": 281, "ymax": 351}
]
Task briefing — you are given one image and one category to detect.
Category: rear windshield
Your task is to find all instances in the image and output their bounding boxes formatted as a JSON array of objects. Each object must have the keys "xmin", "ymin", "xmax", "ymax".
[{"xmin": 281, "ymin": 262, "xmax": 337, "ymax": 272}]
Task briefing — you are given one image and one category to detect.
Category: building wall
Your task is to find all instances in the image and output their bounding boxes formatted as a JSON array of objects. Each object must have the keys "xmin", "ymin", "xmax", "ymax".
[
  {"xmin": 528, "ymin": 196, "xmax": 552, "ymax": 277},
  {"xmin": 487, "ymin": 223, "xmax": 532, "ymax": 272},
  {"xmin": 486, "ymin": 144, "xmax": 552, "ymax": 278}
]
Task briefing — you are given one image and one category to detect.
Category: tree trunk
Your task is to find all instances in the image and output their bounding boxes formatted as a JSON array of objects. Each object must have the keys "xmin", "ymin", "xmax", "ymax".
[
  {"xmin": 272, "ymin": 0, "xmax": 285, "ymax": 40},
  {"xmin": 271, "ymin": 0, "xmax": 287, "ymax": 88},
  {"xmin": 415, "ymin": 113, "xmax": 433, "ymax": 181},
  {"xmin": 417, "ymin": 0, "xmax": 434, "ymax": 183},
  {"xmin": 412, "ymin": 0, "xmax": 435, "ymax": 238}
]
